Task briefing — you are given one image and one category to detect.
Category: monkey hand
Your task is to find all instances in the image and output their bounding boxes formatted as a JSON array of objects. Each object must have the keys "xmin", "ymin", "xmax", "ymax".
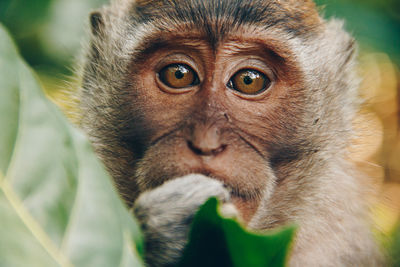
[{"xmin": 133, "ymin": 174, "xmax": 235, "ymax": 267}]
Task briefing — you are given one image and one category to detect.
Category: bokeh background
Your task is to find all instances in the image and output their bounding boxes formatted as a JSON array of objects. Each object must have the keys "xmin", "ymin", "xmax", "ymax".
[{"xmin": 1, "ymin": 0, "xmax": 399, "ymax": 261}]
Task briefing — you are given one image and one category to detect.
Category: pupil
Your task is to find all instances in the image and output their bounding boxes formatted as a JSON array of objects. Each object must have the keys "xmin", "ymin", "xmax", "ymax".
[
  {"xmin": 175, "ymin": 70, "xmax": 184, "ymax": 79},
  {"xmin": 243, "ymin": 76, "xmax": 253, "ymax": 85}
]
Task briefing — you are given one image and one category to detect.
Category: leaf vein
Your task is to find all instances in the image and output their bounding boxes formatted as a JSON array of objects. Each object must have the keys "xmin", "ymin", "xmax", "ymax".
[{"xmin": 0, "ymin": 176, "xmax": 73, "ymax": 267}]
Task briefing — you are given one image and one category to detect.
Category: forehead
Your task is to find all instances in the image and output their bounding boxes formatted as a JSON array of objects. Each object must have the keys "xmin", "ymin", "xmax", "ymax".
[
  {"xmin": 133, "ymin": 0, "xmax": 322, "ymax": 41},
  {"xmin": 132, "ymin": 27, "xmax": 293, "ymax": 66}
]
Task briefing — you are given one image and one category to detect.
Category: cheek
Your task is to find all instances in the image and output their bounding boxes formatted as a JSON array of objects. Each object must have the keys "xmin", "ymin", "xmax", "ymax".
[
  {"xmin": 130, "ymin": 71, "xmax": 193, "ymax": 143},
  {"xmin": 226, "ymin": 85, "xmax": 306, "ymax": 152},
  {"xmin": 231, "ymin": 196, "xmax": 260, "ymax": 224}
]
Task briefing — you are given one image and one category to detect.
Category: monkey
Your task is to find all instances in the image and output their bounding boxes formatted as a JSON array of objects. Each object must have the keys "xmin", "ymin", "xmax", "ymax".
[{"xmin": 78, "ymin": 0, "xmax": 384, "ymax": 266}]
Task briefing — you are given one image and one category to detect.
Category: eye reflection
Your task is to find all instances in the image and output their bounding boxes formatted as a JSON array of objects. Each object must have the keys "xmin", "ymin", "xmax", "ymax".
[
  {"xmin": 228, "ymin": 69, "xmax": 271, "ymax": 95},
  {"xmin": 159, "ymin": 64, "xmax": 199, "ymax": 89}
]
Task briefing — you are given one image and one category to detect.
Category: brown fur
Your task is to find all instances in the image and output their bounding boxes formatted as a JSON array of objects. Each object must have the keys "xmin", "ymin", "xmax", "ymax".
[{"xmin": 78, "ymin": 0, "xmax": 383, "ymax": 266}]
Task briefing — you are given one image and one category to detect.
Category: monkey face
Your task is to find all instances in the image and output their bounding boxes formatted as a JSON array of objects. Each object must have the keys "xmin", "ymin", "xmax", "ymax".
[
  {"xmin": 81, "ymin": 0, "xmax": 357, "ymax": 224},
  {"xmin": 119, "ymin": 27, "xmax": 310, "ymax": 221}
]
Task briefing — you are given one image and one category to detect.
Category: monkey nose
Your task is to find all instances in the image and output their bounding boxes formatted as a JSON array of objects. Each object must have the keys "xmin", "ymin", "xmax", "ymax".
[
  {"xmin": 186, "ymin": 125, "xmax": 227, "ymax": 156},
  {"xmin": 187, "ymin": 140, "xmax": 227, "ymax": 156}
]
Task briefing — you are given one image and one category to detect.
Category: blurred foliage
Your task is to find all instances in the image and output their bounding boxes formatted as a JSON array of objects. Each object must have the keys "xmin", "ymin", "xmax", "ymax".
[
  {"xmin": 391, "ymin": 223, "xmax": 400, "ymax": 266},
  {"xmin": 315, "ymin": 0, "xmax": 400, "ymax": 65},
  {"xmin": 0, "ymin": 0, "xmax": 107, "ymax": 75}
]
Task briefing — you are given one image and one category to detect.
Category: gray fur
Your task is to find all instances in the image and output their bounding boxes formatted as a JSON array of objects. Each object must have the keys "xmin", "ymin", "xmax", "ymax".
[{"xmin": 77, "ymin": 0, "xmax": 384, "ymax": 266}]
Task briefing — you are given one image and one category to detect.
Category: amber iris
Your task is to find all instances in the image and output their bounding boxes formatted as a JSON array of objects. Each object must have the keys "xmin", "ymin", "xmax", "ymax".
[
  {"xmin": 229, "ymin": 69, "xmax": 270, "ymax": 95},
  {"xmin": 159, "ymin": 64, "xmax": 198, "ymax": 88}
]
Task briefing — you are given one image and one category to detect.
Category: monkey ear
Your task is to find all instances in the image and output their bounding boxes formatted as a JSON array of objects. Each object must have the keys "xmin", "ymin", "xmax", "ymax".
[{"xmin": 90, "ymin": 11, "xmax": 104, "ymax": 36}]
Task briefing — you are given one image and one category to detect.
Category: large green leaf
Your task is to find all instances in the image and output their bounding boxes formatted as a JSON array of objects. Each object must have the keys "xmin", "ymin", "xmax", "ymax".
[
  {"xmin": 0, "ymin": 24, "xmax": 144, "ymax": 267},
  {"xmin": 179, "ymin": 198, "xmax": 296, "ymax": 267}
]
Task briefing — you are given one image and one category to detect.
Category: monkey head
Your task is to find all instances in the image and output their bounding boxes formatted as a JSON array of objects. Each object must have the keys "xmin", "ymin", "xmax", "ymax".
[{"xmin": 80, "ymin": 0, "xmax": 359, "ymax": 224}]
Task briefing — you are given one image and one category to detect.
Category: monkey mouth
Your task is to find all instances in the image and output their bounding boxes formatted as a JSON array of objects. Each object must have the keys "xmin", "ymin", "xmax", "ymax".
[
  {"xmin": 182, "ymin": 167, "xmax": 263, "ymax": 223},
  {"xmin": 183, "ymin": 167, "xmax": 259, "ymax": 201},
  {"xmin": 185, "ymin": 168, "xmax": 232, "ymax": 191}
]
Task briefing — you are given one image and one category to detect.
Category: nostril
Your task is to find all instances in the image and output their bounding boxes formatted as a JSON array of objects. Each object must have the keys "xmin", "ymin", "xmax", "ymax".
[
  {"xmin": 187, "ymin": 141, "xmax": 203, "ymax": 155},
  {"xmin": 211, "ymin": 144, "xmax": 227, "ymax": 155},
  {"xmin": 187, "ymin": 141, "xmax": 226, "ymax": 156}
]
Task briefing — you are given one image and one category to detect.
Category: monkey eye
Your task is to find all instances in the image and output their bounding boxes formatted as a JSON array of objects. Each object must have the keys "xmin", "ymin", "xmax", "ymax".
[
  {"xmin": 227, "ymin": 69, "xmax": 271, "ymax": 95},
  {"xmin": 158, "ymin": 64, "xmax": 199, "ymax": 89}
]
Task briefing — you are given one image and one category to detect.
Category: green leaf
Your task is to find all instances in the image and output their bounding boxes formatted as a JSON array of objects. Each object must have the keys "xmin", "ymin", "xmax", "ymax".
[
  {"xmin": 0, "ymin": 24, "xmax": 144, "ymax": 267},
  {"xmin": 179, "ymin": 198, "xmax": 296, "ymax": 267},
  {"xmin": 390, "ymin": 223, "xmax": 400, "ymax": 266}
]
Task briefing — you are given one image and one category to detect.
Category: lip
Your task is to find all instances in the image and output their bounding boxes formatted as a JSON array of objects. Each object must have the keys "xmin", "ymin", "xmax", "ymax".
[
  {"xmin": 185, "ymin": 166, "xmax": 231, "ymax": 189},
  {"xmin": 184, "ymin": 166, "xmax": 256, "ymax": 201},
  {"xmin": 183, "ymin": 167, "xmax": 261, "ymax": 223}
]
